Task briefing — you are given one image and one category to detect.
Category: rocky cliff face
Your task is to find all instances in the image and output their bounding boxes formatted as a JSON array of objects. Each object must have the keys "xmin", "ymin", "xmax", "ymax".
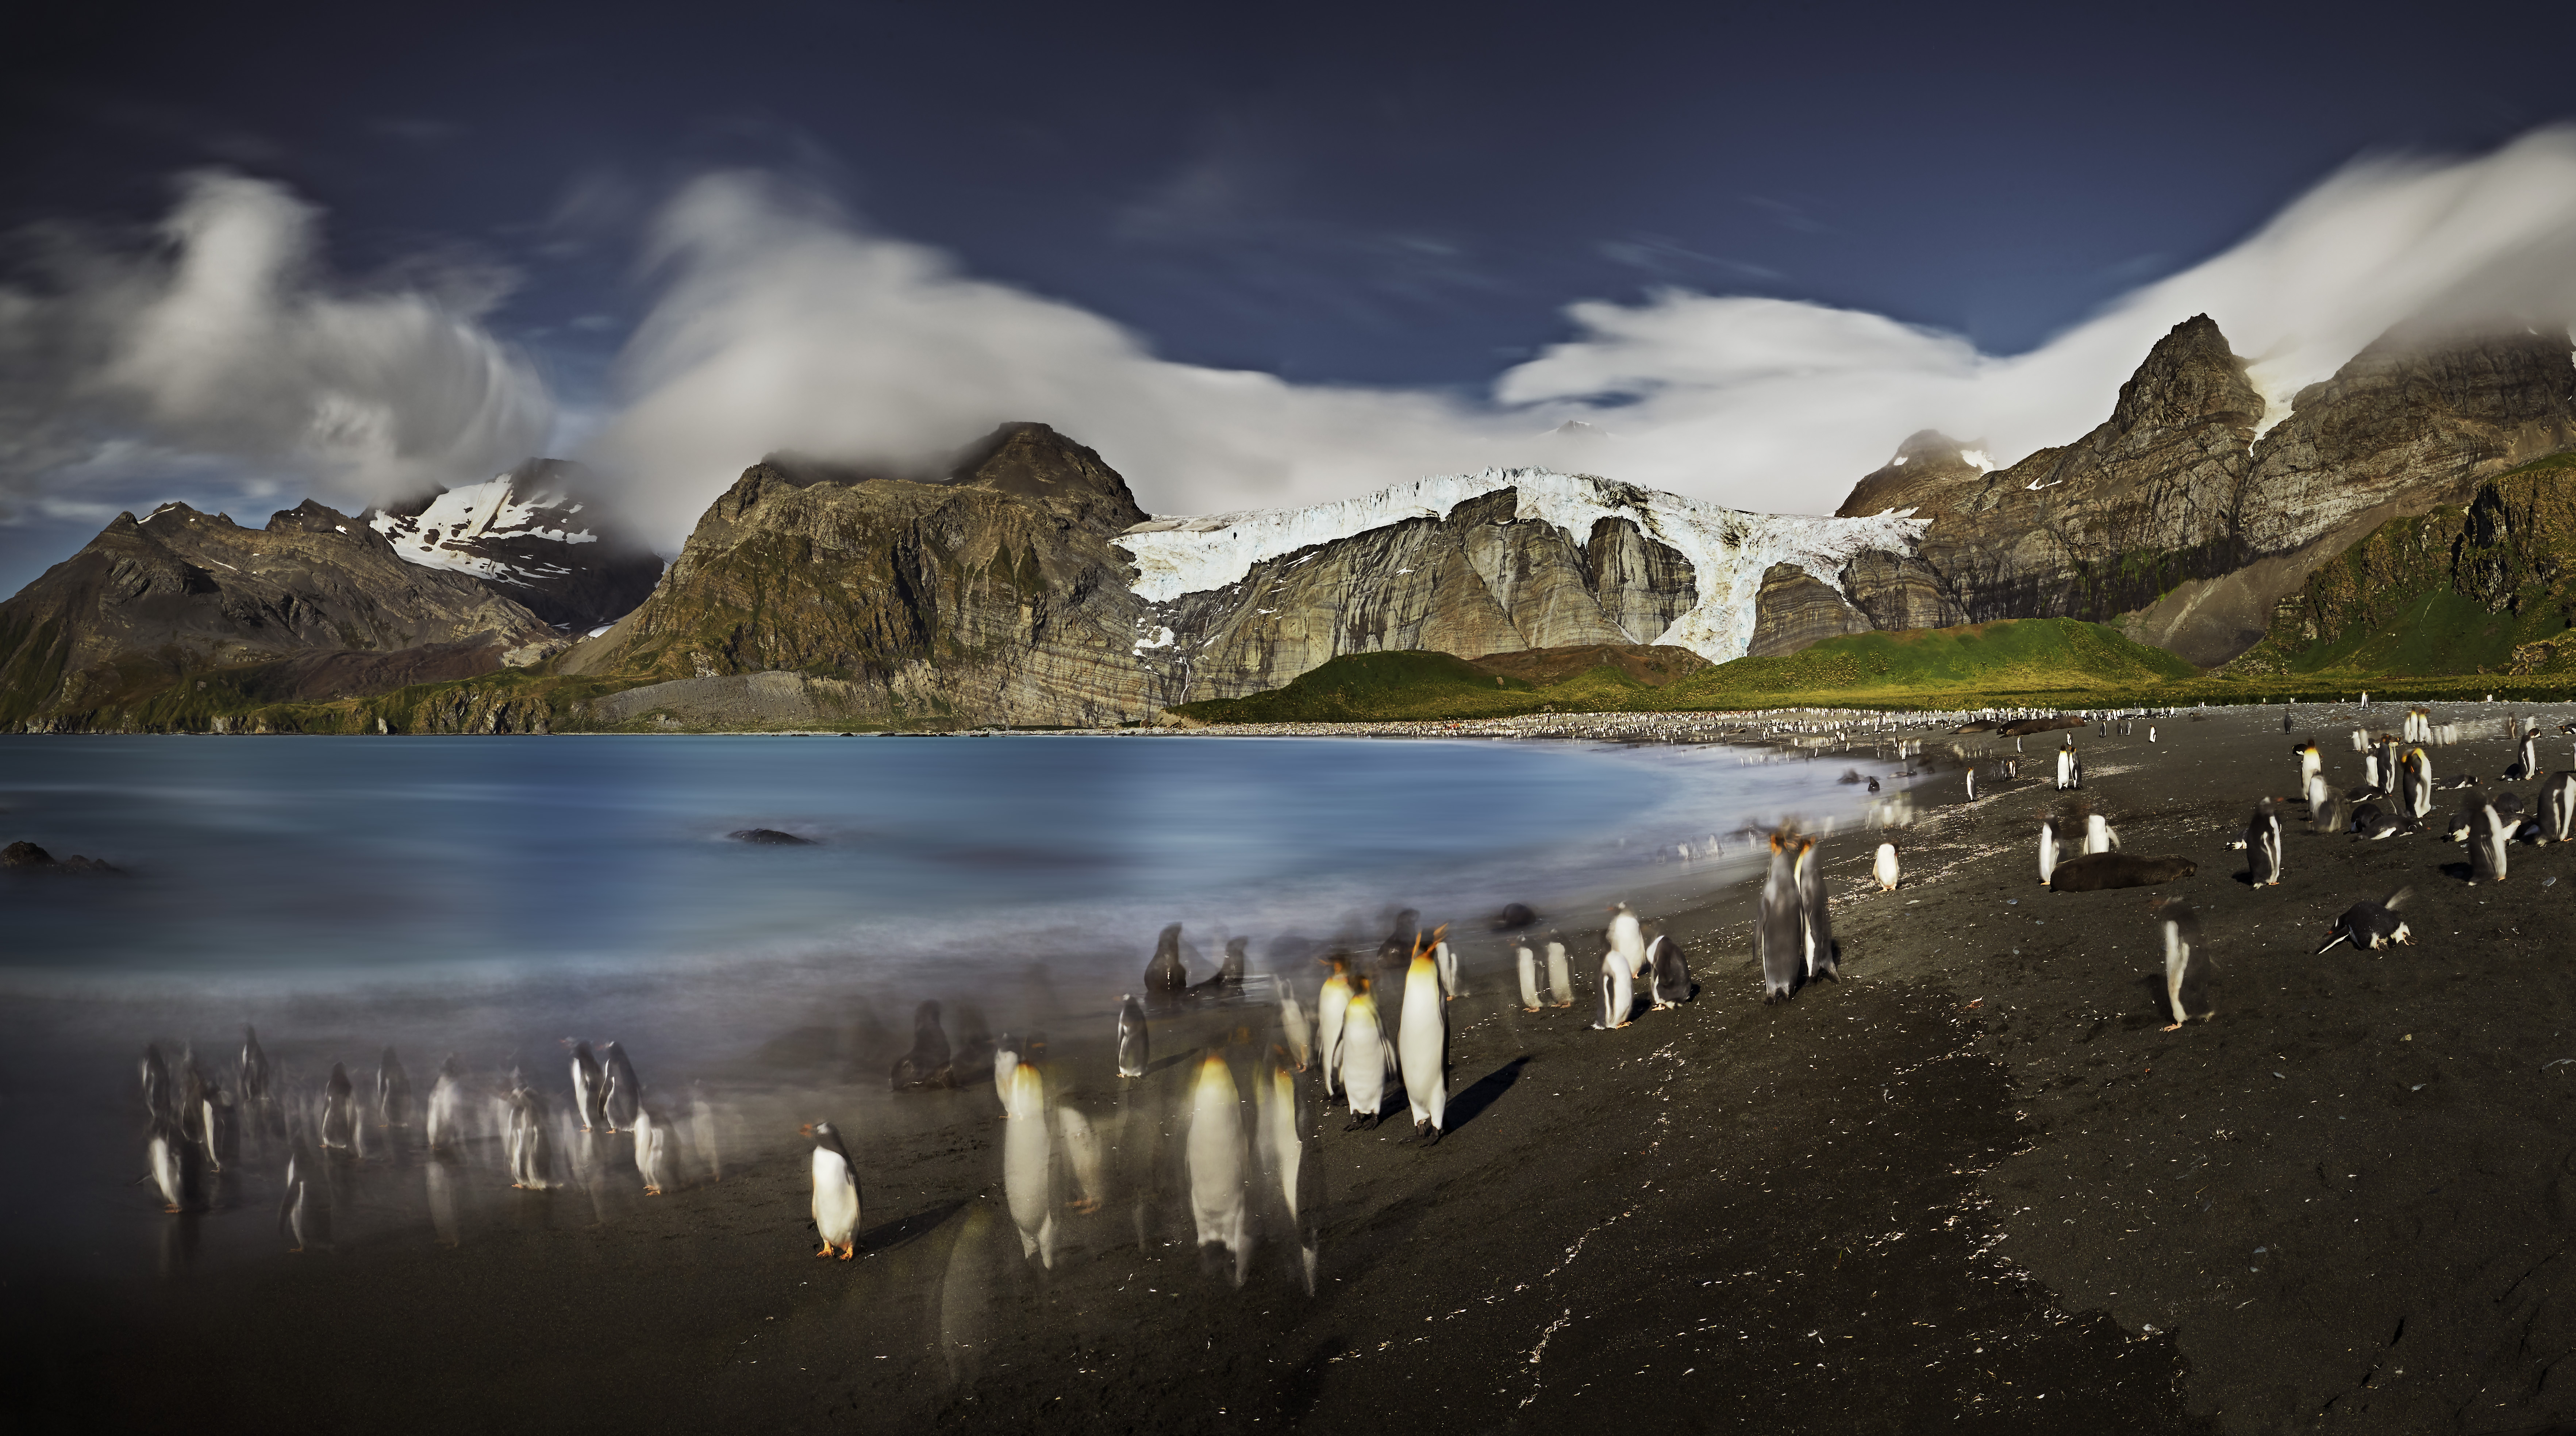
[
  {"xmin": 0, "ymin": 499, "xmax": 561, "ymax": 726},
  {"xmin": 1745, "ymin": 563, "xmax": 1875, "ymax": 657},
  {"xmin": 369, "ymin": 458, "xmax": 666, "ymax": 631}
]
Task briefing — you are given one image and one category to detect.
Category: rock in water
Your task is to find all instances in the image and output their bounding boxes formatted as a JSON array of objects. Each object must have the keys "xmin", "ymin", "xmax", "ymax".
[{"xmin": 727, "ymin": 828, "xmax": 815, "ymax": 845}]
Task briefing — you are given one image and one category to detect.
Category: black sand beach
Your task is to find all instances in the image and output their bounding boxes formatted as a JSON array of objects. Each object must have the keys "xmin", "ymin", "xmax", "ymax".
[{"xmin": 15, "ymin": 703, "xmax": 2576, "ymax": 1434}]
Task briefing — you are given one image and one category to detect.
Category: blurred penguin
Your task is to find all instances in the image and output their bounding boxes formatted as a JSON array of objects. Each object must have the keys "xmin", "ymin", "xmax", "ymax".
[
  {"xmin": 1545, "ymin": 935, "xmax": 1575, "ymax": 1008},
  {"xmin": 1002, "ymin": 1062, "xmax": 1056, "ymax": 1267},
  {"xmin": 146, "ymin": 1115, "xmax": 202, "ymax": 1213},
  {"xmin": 320, "ymin": 1063, "xmax": 356, "ymax": 1150},
  {"xmin": 1258, "ymin": 1055, "xmax": 1322, "ymax": 1293},
  {"xmin": 199, "ymin": 1083, "xmax": 237, "ymax": 1174},
  {"xmin": 2468, "ymin": 794, "xmax": 2511, "ymax": 885},
  {"xmin": 600, "ymin": 1041, "xmax": 642, "ymax": 1133},
  {"xmin": 1873, "ymin": 841, "xmax": 1899, "ymax": 893},
  {"xmin": 2543, "ymin": 772, "xmax": 2576, "ymax": 844},
  {"xmin": 892, "ymin": 1002, "xmax": 954, "ymax": 1090},
  {"xmin": 1514, "ymin": 937, "xmax": 1542, "ymax": 1012},
  {"xmin": 1187, "ymin": 1048, "xmax": 1253, "ymax": 1285},
  {"xmin": 1279, "ymin": 986, "xmax": 1313, "ymax": 1071},
  {"xmin": 1431, "ymin": 927, "xmax": 1462, "ymax": 999},
  {"xmin": 1759, "ymin": 833, "xmax": 1803, "ymax": 1003},
  {"xmin": 634, "ymin": 1101, "xmax": 677, "ymax": 1196},
  {"xmin": 1376, "ymin": 909, "xmax": 1421, "ymax": 972},
  {"xmin": 2244, "ymin": 801, "xmax": 2284, "ymax": 887},
  {"xmin": 1648, "ymin": 933, "xmax": 1693, "ymax": 1010},
  {"xmin": 2152, "ymin": 896, "xmax": 2214, "ymax": 1032},
  {"xmin": 377, "ymin": 1047, "xmax": 411, "ymax": 1130},
  {"xmin": 1144, "ymin": 922, "xmax": 1190, "ymax": 1002},
  {"xmin": 279, "ymin": 1132, "xmax": 327, "ymax": 1251},
  {"xmin": 2318, "ymin": 887, "xmax": 2413, "ymax": 953},
  {"xmin": 1398, "ymin": 937, "xmax": 1449, "ymax": 1144},
  {"xmin": 140, "ymin": 1044, "xmax": 174, "ymax": 1125},
  {"xmin": 2295, "ymin": 740, "xmax": 2322, "ymax": 795},
  {"xmin": 505, "ymin": 1080, "xmax": 555, "ymax": 1190},
  {"xmin": 1056, "ymin": 1105, "xmax": 1107, "ymax": 1214},
  {"xmin": 425, "ymin": 1055, "xmax": 465, "ymax": 1152},
  {"xmin": 2037, "ymin": 814, "xmax": 2062, "ymax": 886},
  {"xmin": 238, "ymin": 1026, "xmax": 271, "ymax": 1125},
  {"xmin": 689, "ymin": 1081, "xmax": 723, "ymax": 1182},
  {"xmin": 565, "ymin": 1040, "xmax": 607, "ymax": 1132},
  {"xmin": 1116, "ymin": 996, "xmax": 1150, "ymax": 1081},
  {"xmin": 804, "ymin": 1120, "xmax": 861, "ymax": 1259},
  {"xmin": 1315, "ymin": 956, "xmax": 1352, "ymax": 1101},
  {"xmin": 1795, "ymin": 836, "xmax": 1839, "ymax": 983},
  {"xmin": 992, "ymin": 1033, "xmax": 1020, "ymax": 1117},
  {"xmin": 2312, "ymin": 785, "xmax": 2347, "ymax": 837},
  {"xmin": 1339, "ymin": 976, "xmax": 1390, "ymax": 1130},
  {"xmin": 2083, "ymin": 812, "xmax": 2119, "ymax": 855},
  {"xmin": 1607, "ymin": 902, "xmax": 1648, "ymax": 979}
]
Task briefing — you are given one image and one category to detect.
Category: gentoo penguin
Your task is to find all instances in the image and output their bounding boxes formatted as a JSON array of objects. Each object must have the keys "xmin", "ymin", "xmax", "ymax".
[
  {"xmin": 146, "ymin": 1115, "xmax": 201, "ymax": 1213},
  {"xmin": 2363, "ymin": 751, "xmax": 2382, "ymax": 789},
  {"xmin": 2049, "ymin": 853, "xmax": 2197, "ymax": 891},
  {"xmin": 2083, "ymin": 812, "xmax": 2119, "ymax": 855},
  {"xmin": 2467, "ymin": 794, "xmax": 2511, "ymax": 885},
  {"xmin": 1873, "ymin": 841, "xmax": 1900, "ymax": 893},
  {"xmin": 600, "ymin": 1041, "xmax": 641, "ymax": 1132},
  {"xmin": 2151, "ymin": 897, "xmax": 2214, "ymax": 1032},
  {"xmin": 2037, "ymin": 815, "xmax": 2062, "ymax": 886},
  {"xmin": 1397, "ymin": 938, "xmax": 1449, "ymax": 1144},
  {"xmin": 2352, "ymin": 802, "xmax": 2403, "ymax": 840},
  {"xmin": 1279, "ymin": 987, "xmax": 1313, "ymax": 1070},
  {"xmin": 238, "ymin": 1026, "xmax": 270, "ymax": 1121},
  {"xmin": 1315, "ymin": 957, "xmax": 1352, "ymax": 1100},
  {"xmin": 140, "ymin": 1044, "xmax": 173, "ymax": 1124},
  {"xmin": 1795, "ymin": 836, "xmax": 1838, "ymax": 983},
  {"xmin": 1545, "ymin": 935, "xmax": 1575, "ymax": 1009},
  {"xmin": 1143, "ymin": 922, "xmax": 1190, "ymax": 1002},
  {"xmin": 1430, "ymin": 926, "xmax": 1461, "ymax": 999},
  {"xmin": 425, "ymin": 1055, "xmax": 465, "ymax": 1151},
  {"xmin": 634, "ymin": 1102, "xmax": 676, "ymax": 1195},
  {"xmin": 199, "ymin": 1084, "xmax": 237, "ymax": 1173},
  {"xmin": 378, "ymin": 1047, "xmax": 411, "ymax": 1129},
  {"xmin": 1758, "ymin": 833, "xmax": 1803, "ymax": 1003},
  {"xmin": 566, "ymin": 1040, "xmax": 607, "ymax": 1130},
  {"xmin": 505, "ymin": 1081, "xmax": 555, "ymax": 1189},
  {"xmin": 2509, "ymin": 732, "xmax": 2540, "ymax": 782},
  {"xmin": 2295, "ymin": 741, "xmax": 2322, "ymax": 796},
  {"xmin": 2317, "ymin": 888, "xmax": 2413, "ymax": 953},
  {"xmin": 992, "ymin": 1033, "xmax": 1020, "ymax": 1117},
  {"xmin": 1185, "ymin": 1050, "xmax": 1251, "ymax": 1283},
  {"xmin": 1514, "ymin": 938, "xmax": 1542, "ymax": 1012},
  {"xmin": 1648, "ymin": 933, "xmax": 1693, "ymax": 1009},
  {"xmin": 278, "ymin": 1133, "xmax": 327, "ymax": 1251},
  {"xmin": 891, "ymin": 1001, "xmax": 953, "ymax": 1090},
  {"xmin": 2244, "ymin": 801, "xmax": 2284, "ymax": 887},
  {"xmin": 1592, "ymin": 934, "xmax": 1635, "ymax": 1030},
  {"xmin": 2542, "ymin": 772, "xmax": 2576, "ymax": 843},
  {"xmin": 1002, "ymin": 1062, "xmax": 1056, "ymax": 1267},
  {"xmin": 1607, "ymin": 902, "xmax": 1648, "ymax": 979},
  {"xmin": 321, "ymin": 1063, "xmax": 356, "ymax": 1149},
  {"xmin": 1116, "ymin": 996, "xmax": 1150, "ymax": 1080},
  {"xmin": 803, "ymin": 1120, "xmax": 862, "ymax": 1258},
  {"xmin": 1338, "ymin": 979, "xmax": 1389, "ymax": 1130}
]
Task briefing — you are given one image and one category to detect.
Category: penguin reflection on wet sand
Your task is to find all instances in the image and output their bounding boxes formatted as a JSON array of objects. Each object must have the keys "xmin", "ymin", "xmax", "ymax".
[
  {"xmin": 2318, "ymin": 887, "xmax": 2414, "ymax": 953},
  {"xmin": 1397, "ymin": 936, "xmax": 1449, "ymax": 1144},
  {"xmin": 803, "ymin": 1120, "xmax": 862, "ymax": 1259},
  {"xmin": 2152, "ymin": 896, "xmax": 2214, "ymax": 1032},
  {"xmin": 1116, "ymin": 996, "xmax": 1150, "ymax": 1080},
  {"xmin": 1758, "ymin": 834, "xmax": 1803, "ymax": 1003}
]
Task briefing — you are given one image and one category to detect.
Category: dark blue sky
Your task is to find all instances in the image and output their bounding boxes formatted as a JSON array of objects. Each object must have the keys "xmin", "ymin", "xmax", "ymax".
[{"xmin": 2, "ymin": 0, "xmax": 2572, "ymax": 591}]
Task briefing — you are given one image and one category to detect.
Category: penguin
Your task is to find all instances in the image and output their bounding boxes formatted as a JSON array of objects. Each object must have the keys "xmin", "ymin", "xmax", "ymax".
[
  {"xmin": 689, "ymin": 1082, "xmax": 723, "ymax": 1182},
  {"xmin": 1795, "ymin": 836, "xmax": 1838, "ymax": 982},
  {"xmin": 2467, "ymin": 794, "xmax": 2511, "ymax": 885},
  {"xmin": 599, "ymin": 1041, "xmax": 641, "ymax": 1132},
  {"xmin": 1279, "ymin": 987, "xmax": 1314, "ymax": 1070},
  {"xmin": 1185, "ymin": 1050, "xmax": 1251, "ymax": 1283},
  {"xmin": 1648, "ymin": 933, "xmax": 1694, "ymax": 1009},
  {"xmin": 238, "ymin": 1026, "xmax": 270, "ymax": 1121},
  {"xmin": 1315, "ymin": 956, "xmax": 1352, "ymax": 1101},
  {"xmin": 505, "ymin": 1081, "xmax": 555, "ymax": 1189},
  {"xmin": 1515, "ymin": 938, "xmax": 1542, "ymax": 1012},
  {"xmin": 2311, "ymin": 788, "xmax": 2347, "ymax": 838},
  {"xmin": 1338, "ymin": 978, "xmax": 1390, "ymax": 1130},
  {"xmin": 2509, "ymin": 732, "xmax": 2540, "ymax": 783},
  {"xmin": 1965, "ymin": 767, "xmax": 1976, "ymax": 802},
  {"xmin": 2405, "ymin": 747, "xmax": 2434, "ymax": 820},
  {"xmin": 140, "ymin": 1043, "xmax": 174, "ymax": 1125},
  {"xmin": 2084, "ymin": 812, "xmax": 2120, "ymax": 856},
  {"xmin": 1431, "ymin": 926, "xmax": 1461, "ymax": 999},
  {"xmin": 1144, "ymin": 922, "xmax": 1190, "ymax": 1002},
  {"xmin": 2352, "ymin": 802, "xmax": 2404, "ymax": 840},
  {"xmin": 1116, "ymin": 996, "xmax": 1150, "ymax": 1080},
  {"xmin": 566, "ymin": 1040, "xmax": 607, "ymax": 1130},
  {"xmin": 376, "ymin": 1047, "xmax": 411, "ymax": 1130},
  {"xmin": 2295, "ymin": 740, "xmax": 2322, "ymax": 796},
  {"xmin": 423, "ymin": 1055, "xmax": 465, "ymax": 1151},
  {"xmin": 2244, "ymin": 801, "xmax": 2284, "ymax": 887},
  {"xmin": 1545, "ymin": 935, "xmax": 1575, "ymax": 1009},
  {"xmin": 2152, "ymin": 896, "xmax": 2214, "ymax": 1032},
  {"xmin": 992, "ymin": 1033, "xmax": 1020, "ymax": 1117},
  {"xmin": 2054, "ymin": 744, "xmax": 2076, "ymax": 791},
  {"xmin": 2048, "ymin": 853, "xmax": 2197, "ymax": 891},
  {"xmin": 199, "ymin": 1084, "xmax": 237, "ymax": 1173},
  {"xmin": 321, "ymin": 1062, "xmax": 356, "ymax": 1150},
  {"xmin": 1376, "ymin": 909, "xmax": 1422, "ymax": 972},
  {"xmin": 278, "ymin": 1133, "xmax": 327, "ymax": 1251},
  {"xmin": 2037, "ymin": 815, "xmax": 2062, "ymax": 886},
  {"xmin": 1758, "ymin": 833, "xmax": 1803, "ymax": 1003},
  {"xmin": 1002, "ymin": 1062, "xmax": 1056, "ymax": 1267},
  {"xmin": 2363, "ymin": 752, "xmax": 2381, "ymax": 790},
  {"xmin": 2543, "ymin": 772, "xmax": 2576, "ymax": 843},
  {"xmin": 1607, "ymin": 902, "xmax": 1648, "ymax": 979},
  {"xmin": 804, "ymin": 1120, "xmax": 862, "ymax": 1259},
  {"xmin": 1397, "ymin": 937, "xmax": 1449, "ymax": 1144},
  {"xmin": 1592, "ymin": 935, "xmax": 1635, "ymax": 1029},
  {"xmin": 1056, "ymin": 1105, "xmax": 1107, "ymax": 1214},
  {"xmin": 1873, "ymin": 841, "xmax": 1900, "ymax": 893},
  {"xmin": 1258, "ymin": 1059, "xmax": 1321, "ymax": 1294},
  {"xmin": 891, "ymin": 1001, "xmax": 953, "ymax": 1090},
  {"xmin": 2317, "ymin": 887, "xmax": 2413, "ymax": 953},
  {"xmin": 634, "ymin": 1102, "xmax": 676, "ymax": 1195},
  {"xmin": 146, "ymin": 1115, "xmax": 201, "ymax": 1213}
]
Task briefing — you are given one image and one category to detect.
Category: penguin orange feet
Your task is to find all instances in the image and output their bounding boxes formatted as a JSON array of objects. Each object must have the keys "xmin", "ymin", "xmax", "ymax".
[
  {"xmin": 837, "ymin": 1243, "xmax": 857, "ymax": 1261},
  {"xmin": 814, "ymin": 1244, "xmax": 835, "ymax": 1258},
  {"xmin": 2161, "ymin": 1022, "xmax": 2182, "ymax": 1033}
]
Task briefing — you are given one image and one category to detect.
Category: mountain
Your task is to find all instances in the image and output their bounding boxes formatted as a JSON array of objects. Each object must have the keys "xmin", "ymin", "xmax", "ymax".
[
  {"xmin": 0, "ymin": 499, "xmax": 560, "ymax": 728},
  {"xmin": 368, "ymin": 459, "xmax": 665, "ymax": 631}
]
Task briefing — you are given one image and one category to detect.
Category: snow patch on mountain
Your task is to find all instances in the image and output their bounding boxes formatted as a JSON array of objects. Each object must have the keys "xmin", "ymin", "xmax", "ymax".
[
  {"xmin": 371, "ymin": 475, "xmax": 599, "ymax": 587},
  {"xmin": 1117, "ymin": 467, "xmax": 1925, "ymax": 663}
]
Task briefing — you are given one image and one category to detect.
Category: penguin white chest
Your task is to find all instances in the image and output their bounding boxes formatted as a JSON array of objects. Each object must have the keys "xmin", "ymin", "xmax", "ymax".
[{"xmin": 811, "ymin": 1148, "xmax": 860, "ymax": 1246}]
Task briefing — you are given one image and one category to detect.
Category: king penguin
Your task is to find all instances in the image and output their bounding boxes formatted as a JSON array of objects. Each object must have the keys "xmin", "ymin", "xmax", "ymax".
[
  {"xmin": 1607, "ymin": 903, "xmax": 1648, "ymax": 980},
  {"xmin": 1795, "ymin": 836, "xmax": 1838, "ymax": 982},
  {"xmin": 1185, "ymin": 1049, "xmax": 1252, "ymax": 1283},
  {"xmin": 2055, "ymin": 744, "xmax": 2076, "ymax": 791},
  {"xmin": 600, "ymin": 1041, "xmax": 641, "ymax": 1133},
  {"xmin": 2244, "ymin": 800, "xmax": 2284, "ymax": 887},
  {"xmin": 2317, "ymin": 887, "xmax": 2413, "ymax": 952},
  {"xmin": 1002, "ymin": 1061, "xmax": 1056, "ymax": 1267},
  {"xmin": 2405, "ymin": 747, "xmax": 2434, "ymax": 820},
  {"xmin": 2295, "ymin": 741, "xmax": 2322, "ymax": 796},
  {"xmin": 1873, "ymin": 841, "xmax": 1900, "ymax": 893},
  {"xmin": 1515, "ymin": 937, "xmax": 1542, "ymax": 1012},
  {"xmin": 1315, "ymin": 955, "xmax": 1352, "ymax": 1101},
  {"xmin": 1430, "ymin": 925, "xmax": 1461, "ymax": 999},
  {"xmin": 804, "ymin": 1120, "xmax": 862, "ymax": 1258},
  {"xmin": 565, "ymin": 1040, "xmax": 606, "ymax": 1132},
  {"xmin": 2152, "ymin": 896, "xmax": 2214, "ymax": 1031},
  {"xmin": 1397, "ymin": 937, "xmax": 1449, "ymax": 1144},
  {"xmin": 1116, "ymin": 996, "xmax": 1150, "ymax": 1080},
  {"xmin": 1338, "ymin": 978, "xmax": 1390, "ymax": 1130},
  {"xmin": 1545, "ymin": 934, "xmax": 1575, "ymax": 1009},
  {"xmin": 1759, "ymin": 833, "xmax": 1803, "ymax": 1003}
]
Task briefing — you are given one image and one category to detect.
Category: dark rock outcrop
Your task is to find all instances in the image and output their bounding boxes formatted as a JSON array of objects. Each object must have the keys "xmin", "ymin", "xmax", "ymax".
[
  {"xmin": 1746, "ymin": 563, "xmax": 1874, "ymax": 657},
  {"xmin": 1835, "ymin": 431, "xmax": 1991, "ymax": 518},
  {"xmin": 728, "ymin": 828, "xmax": 815, "ymax": 845},
  {"xmin": 2, "ymin": 841, "xmax": 122, "ymax": 873}
]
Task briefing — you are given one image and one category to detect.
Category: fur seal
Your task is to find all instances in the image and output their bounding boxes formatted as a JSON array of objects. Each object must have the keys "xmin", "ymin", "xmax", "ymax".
[{"xmin": 2048, "ymin": 853, "xmax": 2196, "ymax": 892}]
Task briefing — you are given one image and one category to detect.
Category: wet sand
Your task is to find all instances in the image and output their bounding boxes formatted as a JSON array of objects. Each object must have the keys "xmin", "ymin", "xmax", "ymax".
[{"xmin": 15, "ymin": 702, "xmax": 2576, "ymax": 1433}]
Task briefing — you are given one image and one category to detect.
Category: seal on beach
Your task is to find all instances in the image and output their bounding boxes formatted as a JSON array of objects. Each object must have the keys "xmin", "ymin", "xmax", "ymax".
[
  {"xmin": 565, "ymin": 1040, "xmax": 607, "ymax": 1132},
  {"xmin": 804, "ymin": 1120, "xmax": 862, "ymax": 1259},
  {"xmin": 1003, "ymin": 1063, "xmax": 1057, "ymax": 1268},
  {"xmin": 1873, "ymin": 841, "xmax": 1900, "ymax": 892},
  {"xmin": 1193, "ymin": 937, "xmax": 1250, "ymax": 999},
  {"xmin": 1376, "ymin": 909, "xmax": 1421, "ymax": 971},
  {"xmin": 1546, "ymin": 936, "xmax": 1575, "ymax": 1008},
  {"xmin": 1759, "ymin": 834, "xmax": 1803, "ymax": 1002},
  {"xmin": 1492, "ymin": 902, "xmax": 1539, "ymax": 932},
  {"xmin": 599, "ymin": 1041, "xmax": 641, "ymax": 1133},
  {"xmin": 1607, "ymin": 903, "xmax": 1648, "ymax": 979},
  {"xmin": 1116, "ymin": 997, "xmax": 1150, "ymax": 1080},
  {"xmin": 1144, "ymin": 923, "xmax": 1190, "ymax": 1001},
  {"xmin": 1795, "ymin": 837, "xmax": 1838, "ymax": 983},
  {"xmin": 1339, "ymin": 979, "xmax": 1389, "ymax": 1129},
  {"xmin": 2048, "ymin": 853, "xmax": 2196, "ymax": 891},
  {"xmin": 1314, "ymin": 958, "xmax": 1351, "ymax": 1099},
  {"xmin": 278, "ymin": 1132, "xmax": 328, "ymax": 1251},
  {"xmin": 1515, "ymin": 938, "xmax": 1542, "ymax": 1011},
  {"xmin": 2318, "ymin": 887, "xmax": 2413, "ymax": 952},
  {"xmin": 891, "ymin": 1002, "xmax": 954, "ymax": 1090},
  {"xmin": 1186, "ymin": 1050, "xmax": 1251, "ymax": 1283},
  {"xmin": 1398, "ymin": 938, "xmax": 1449, "ymax": 1144},
  {"xmin": 1648, "ymin": 933, "xmax": 1694, "ymax": 1009},
  {"xmin": 2244, "ymin": 801, "xmax": 2284, "ymax": 887},
  {"xmin": 2152, "ymin": 896, "xmax": 2213, "ymax": 1032}
]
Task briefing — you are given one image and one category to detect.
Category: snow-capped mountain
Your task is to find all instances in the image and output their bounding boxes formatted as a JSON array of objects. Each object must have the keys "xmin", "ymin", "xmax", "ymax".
[{"xmin": 370, "ymin": 459, "xmax": 664, "ymax": 630}]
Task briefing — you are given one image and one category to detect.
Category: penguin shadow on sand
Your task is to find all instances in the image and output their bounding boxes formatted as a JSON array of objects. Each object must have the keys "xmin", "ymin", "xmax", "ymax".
[
  {"xmin": 854, "ymin": 1197, "xmax": 969, "ymax": 1258},
  {"xmin": 1439, "ymin": 1054, "xmax": 1530, "ymax": 1133}
]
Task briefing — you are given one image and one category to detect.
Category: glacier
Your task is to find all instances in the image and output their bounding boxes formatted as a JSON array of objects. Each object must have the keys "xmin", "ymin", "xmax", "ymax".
[{"xmin": 1116, "ymin": 467, "xmax": 1925, "ymax": 664}]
